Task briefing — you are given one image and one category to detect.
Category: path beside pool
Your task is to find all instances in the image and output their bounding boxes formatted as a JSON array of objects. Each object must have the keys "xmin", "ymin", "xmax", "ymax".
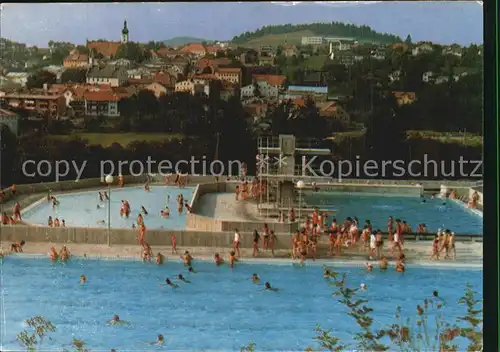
[{"xmin": 1, "ymin": 240, "xmax": 482, "ymax": 267}]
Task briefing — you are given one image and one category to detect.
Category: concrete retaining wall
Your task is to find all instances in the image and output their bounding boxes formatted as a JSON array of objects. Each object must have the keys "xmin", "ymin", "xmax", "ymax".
[
  {"xmin": 0, "ymin": 225, "xmax": 292, "ymax": 249},
  {"xmin": 307, "ymin": 183, "xmax": 423, "ymax": 196}
]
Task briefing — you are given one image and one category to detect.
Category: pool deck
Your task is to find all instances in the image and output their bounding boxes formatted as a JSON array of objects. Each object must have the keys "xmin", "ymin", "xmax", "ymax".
[{"xmin": 1, "ymin": 241, "xmax": 483, "ymax": 267}]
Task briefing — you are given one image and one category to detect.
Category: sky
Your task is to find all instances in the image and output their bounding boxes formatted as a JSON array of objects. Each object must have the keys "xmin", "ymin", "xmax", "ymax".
[{"xmin": 0, "ymin": 1, "xmax": 483, "ymax": 47}]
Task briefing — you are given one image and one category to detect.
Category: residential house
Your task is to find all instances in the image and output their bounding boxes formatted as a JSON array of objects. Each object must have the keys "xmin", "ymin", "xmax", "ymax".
[
  {"xmin": 197, "ymin": 58, "xmax": 231, "ymax": 72},
  {"xmin": 259, "ymin": 46, "xmax": 275, "ymax": 57},
  {"xmin": 442, "ymin": 45, "xmax": 462, "ymax": 57},
  {"xmin": 220, "ymin": 82, "xmax": 238, "ymax": 101},
  {"xmin": 109, "ymin": 58, "xmax": 133, "ymax": 68},
  {"xmin": 175, "ymin": 80, "xmax": 206, "ymax": 96},
  {"xmin": 5, "ymin": 72, "xmax": 29, "ymax": 87},
  {"xmin": 87, "ymin": 65, "xmax": 128, "ymax": 87},
  {"xmin": 412, "ymin": 43, "xmax": 434, "ymax": 56},
  {"xmin": 333, "ymin": 52, "xmax": 355, "ymax": 66},
  {"xmin": 126, "ymin": 67, "xmax": 152, "ymax": 79},
  {"xmin": 1, "ymin": 92, "xmax": 66, "ymax": 118},
  {"xmin": 215, "ymin": 67, "xmax": 242, "ymax": 86},
  {"xmin": 83, "ymin": 90, "xmax": 121, "ymax": 117},
  {"xmin": 42, "ymin": 66, "xmax": 67, "ymax": 82},
  {"xmin": 0, "ymin": 108, "xmax": 19, "ymax": 135},
  {"xmin": 301, "ymin": 36, "xmax": 325, "ymax": 46},
  {"xmin": 63, "ymin": 53, "xmax": 89, "ymax": 69},
  {"xmin": 244, "ymin": 103, "xmax": 268, "ymax": 120},
  {"xmin": 252, "ymin": 74, "xmax": 286, "ymax": 90},
  {"xmin": 166, "ymin": 65, "xmax": 185, "ymax": 79},
  {"xmin": 325, "ymin": 37, "xmax": 356, "ymax": 51},
  {"xmin": 154, "ymin": 71, "xmax": 176, "ymax": 92},
  {"xmin": 435, "ymin": 76, "xmax": 450, "ymax": 84},
  {"xmin": 258, "ymin": 55, "xmax": 275, "ymax": 66},
  {"xmin": 389, "ymin": 70, "xmax": 402, "ymax": 82},
  {"xmin": 280, "ymin": 85, "xmax": 328, "ymax": 103},
  {"xmin": 392, "ymin": 91, "xmax": 416, "ymax": 106},
  {"xmin": 282, "ymin": 44, "xmax": 299, "ymax": 57},
  {"xmin": 422, "ymin": 71, "xmax": 435, "ymax": 83},
  {"xmin": 87, "ymin": 40, "xmax": 121, "ymax": 59},
  {"xmin": 155, "ymin": 47, "xmax": 185, "ymax": 59},
  {"xmin": 144, "ymin": 82, "xmax": 168, "ymax": 98},
  {"xmin": 317, "ymin": 101, "xmax": 351, "ymax": 124},
  {"xmin": 181, "ymin": 43, "xmax": 207, "ymax": 58}
]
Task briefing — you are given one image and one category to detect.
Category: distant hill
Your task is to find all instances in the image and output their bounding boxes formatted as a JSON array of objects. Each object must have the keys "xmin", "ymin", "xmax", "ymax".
[
  {"xmin": 232, "ymin": 23, "xmax": 402, "ymax": 47},
  {"xmin": 163, "ymin": 36, "xmax": 211, "ymax": 47}
]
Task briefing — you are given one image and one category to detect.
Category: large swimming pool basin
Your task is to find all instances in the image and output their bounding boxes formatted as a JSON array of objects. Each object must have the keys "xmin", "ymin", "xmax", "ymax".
[
  {"xmin": 21, "ymin": 186, "xmax": 194, "ymax": 230},
  {"xmin": 1, "ymin": 257, "xmax": 482, "ymax": 351},
  {"xmin": 303, "ymin": 192, "xmax": 483, "ymax": 234}
]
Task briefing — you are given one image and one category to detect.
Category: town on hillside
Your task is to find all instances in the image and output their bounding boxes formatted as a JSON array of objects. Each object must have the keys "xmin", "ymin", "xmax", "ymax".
[{"xmin": 0, "ymin": 20, "xmax": 483, "ymax": 184}]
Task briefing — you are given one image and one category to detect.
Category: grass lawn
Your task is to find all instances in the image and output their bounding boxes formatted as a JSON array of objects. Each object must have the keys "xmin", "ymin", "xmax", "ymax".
[
  {"xmin": 406, "ymin": 130, "xmax": 483, "ymax": 148},
  {"xmin": 48, "ymin": 133, "xmax": 184, "ymax": 147}
]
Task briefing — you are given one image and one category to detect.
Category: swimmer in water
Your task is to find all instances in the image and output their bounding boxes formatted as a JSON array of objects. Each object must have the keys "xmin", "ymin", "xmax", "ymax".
[
  {"xmin": 365, "ymin": 263, "xmax": 373, "ymax": 272},
  {"xmin": 379, "ymin": 256, "xmax": 388, "ymax": 270},
  {"xmin": 323, "ymin": 268, "xmax": 331, "ymax": 279},
  {"xmin": 156, "ymin": 334, "xmax": 164, "ymax": 345},
  {"xmin": 178, "ymin": 274, "xmax": 191, "ymax": 283},
  {"xmin": 188, "ymin": 266, "xmax": 196, "ymax": 273},
  {"xmin": 360, "ymin": 283, "xmax": 367, "ymax": 291},
  {"xmin": 97, "ymin": 220, "xmax": 105, "ymax": 225},
  {"xmin": 264, "ymin": 282, "xmax": 279, "ymax": 292},
  {"xmin": 214, "ymin": 253, "xmax": 224, "ymax": 266},
  {"xmin": 108, "ymin": 314, "xmax": 130, "ymax": 326},
  {"xmin": 251, "ymin": 273, "xmax": 260, "ymax": 284},
  {"xmin": 80, "ymin": 275, "xmax": 86, "ymax": 284},
  {"xmin": 229, "ymin": 251, "xmax": 237, "ymax": 268},
  {"xmin": 156, "ymin": 252, "xmax": 165, "ymax": 265},
  {"xmin": 165, "ymin": 278, "xmax": 179, "ymax": 288},
  {"xmin": 141, "ymin": 206, "xmax": 148, "ymax": 215}
]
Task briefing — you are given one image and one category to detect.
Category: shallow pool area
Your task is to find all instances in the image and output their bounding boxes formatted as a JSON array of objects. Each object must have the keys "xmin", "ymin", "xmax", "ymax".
[
  {"xmin": 21, "ymin": 186, "xmax": 194, "ymax": 230},
  {"xmin": 1, "ymin": 257, "xmax": 482, "ymax": 351},
  {"xmin": 304, "ymin": 192, "xmax": 483, "ymax": 234}
]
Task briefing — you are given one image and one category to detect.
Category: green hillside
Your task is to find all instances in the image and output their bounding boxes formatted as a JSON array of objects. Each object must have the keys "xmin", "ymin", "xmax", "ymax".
[
  {"xmin": 163, "ymin": 36, "xmax": 211, "ymax": 47},
  {"xmin": 232, "ymin": 22, "xmax": 402, "ymax": 46},
  {"xmin": 242, "ymin": 30, "xmax": 315, "ymax": 48}
]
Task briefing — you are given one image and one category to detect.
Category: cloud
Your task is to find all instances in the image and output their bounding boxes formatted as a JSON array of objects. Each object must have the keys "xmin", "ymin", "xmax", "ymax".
[{"xmin": 271, "ymin": 1, "xmax": 382, "ymax": 7}]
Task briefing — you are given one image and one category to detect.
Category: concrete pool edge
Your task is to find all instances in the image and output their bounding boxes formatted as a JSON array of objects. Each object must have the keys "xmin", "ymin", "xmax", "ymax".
[{"xmin": 3, "ymin": 252, "xmax": 482, "ymax": 269}]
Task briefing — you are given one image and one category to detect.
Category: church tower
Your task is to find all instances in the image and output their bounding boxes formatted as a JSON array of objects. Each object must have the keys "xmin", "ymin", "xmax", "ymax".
[{"xmin": 121, "ymin": 20, "xmax": 129, "ymax": 44}]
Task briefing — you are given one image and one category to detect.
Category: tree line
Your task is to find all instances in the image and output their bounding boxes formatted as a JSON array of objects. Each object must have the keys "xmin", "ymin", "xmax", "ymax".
[{"xmin": 232, "ymin": 22, "xmax": 402, "ymax": 44}]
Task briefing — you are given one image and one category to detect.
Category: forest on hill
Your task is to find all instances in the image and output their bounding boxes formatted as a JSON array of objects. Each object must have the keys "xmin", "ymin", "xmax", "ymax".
[{"xmin": 232, "ymin": 22, "xmax": 402, "ymax": 44}]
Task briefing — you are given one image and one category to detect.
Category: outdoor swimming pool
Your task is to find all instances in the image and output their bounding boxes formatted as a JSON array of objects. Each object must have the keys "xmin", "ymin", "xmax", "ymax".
[
  {"xmin": 304, "ymin": 192, "xmax": 483, "ymax": 234},
  {"xmin": 21, "ymin": 186, "xmax": 194, "ymax": 230},
  {"xmin": 1, "ymin": 257, "xmax": 482, "ymax": 351}
]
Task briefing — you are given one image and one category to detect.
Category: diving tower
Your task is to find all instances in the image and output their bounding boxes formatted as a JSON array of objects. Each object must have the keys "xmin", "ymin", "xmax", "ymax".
[{"xmin": 256, "ymin": 135, "xmax": 334, "ymax": 220}]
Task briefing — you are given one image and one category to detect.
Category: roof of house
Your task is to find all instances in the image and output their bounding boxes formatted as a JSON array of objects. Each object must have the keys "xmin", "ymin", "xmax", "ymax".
[
  {"xmin": 128, "ymin": 78, "xmax": 154, "ymax": 85},
  {"xmin": 0, "ymin": 108, "xmax": 18, "ymax": 117},
  {"xmin": 181, "ymin": 43, "xmax": 206, "ymax": 54},
  {"xmin": 204, "ymin": 45, "xmax": 219, "ymax": 54},
  {"xmin": 64, "ymin": 53, "xmax": 88, "ymax": 62},
  {"xmin": 193, "ymin": 73, "xmax": 218, "ymax": 80},
  {"xmin": 287, "ymin": 85, "xmax": 328, "ymax": 94},
  {"xmin": 252, "ymin": 74, "xmax": 286, "ymax": 86},
  {"xmin": 88, "ymin": 65, "xmax": 127, "ymax": 78},
  {"xmin": 217, "ymin": 67, "xmax": 242, "ymax": 74},
  {"xmin": 154, "ymin": 72, "xmax": 176, "ymax": 86},
  {"xmin": 3, "ymin": 93, "xmax": 63, "ymax": 100},
  {"xmin": 317, "ymin": 101, "xmax": 345, "ymax": 115},
  {"xmin": 87, "ymin": 41, "xmax": 121, "ymax": 57},
  {"xmin": 392, "ymin": 91, "xmax": 416, "ymax": 99},
  {"xmin": 197, "ymin": 58, "xmax": 231, "ymax": 69},
  {"xmin": 83, "ymin": 90, "xmax": 121, "ymax": 102}
]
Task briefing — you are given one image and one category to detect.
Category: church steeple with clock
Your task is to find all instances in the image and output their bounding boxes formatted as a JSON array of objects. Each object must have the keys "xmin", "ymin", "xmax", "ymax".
[{"xmin": 121, "ymin": 20, "xmax": 129, "ymax": 44}]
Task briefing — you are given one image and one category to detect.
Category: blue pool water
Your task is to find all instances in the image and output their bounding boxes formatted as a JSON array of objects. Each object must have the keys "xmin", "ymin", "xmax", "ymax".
[
  {"xmin": 304, "ymin": 192, "xmax": 483, "ymax": 234},
  {"xmin": 1, "ymin": 257, "xmax": 482, "ymax": 351},
  {"xmin": 22, "ymin": 186, "xmax": 194, "ymax": 230}
]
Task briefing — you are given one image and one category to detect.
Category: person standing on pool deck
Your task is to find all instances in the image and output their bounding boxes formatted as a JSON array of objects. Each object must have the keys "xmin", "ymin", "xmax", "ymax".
[
  {"xmin": 393, "ymin": 219, "xmax": 403, "ymax": 257},
  {"xmin": 252, "ymin": 230, "xmax": 260, "ymax": 257},
  {"xmin": 10, "ymin": 240, "xmax": 25, "ymax": 252},
  {"xmin": 262, "ymin": 224, "xmax": 270, "ymax": 250},
  {"xmin": 13, "ymin": 202, "xmax": 21, "ymax": 221},
  {"xmin": 269, "ymin": 230, "xmax": 276, "ymax": 256},
  {"xmin": 430, "ymin": 234, "xmax": 440, "ymax": 260},
  {"xmin": 171, "ymin": 233, "xmax": 177, "ymax": 254},
  {"xmin": 233, "ymin": 229, "xmax": 241, "ymax": 257},
  {"xmin": 368, "ymin": 232, "xmax": 376, "ymax": 260}
]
